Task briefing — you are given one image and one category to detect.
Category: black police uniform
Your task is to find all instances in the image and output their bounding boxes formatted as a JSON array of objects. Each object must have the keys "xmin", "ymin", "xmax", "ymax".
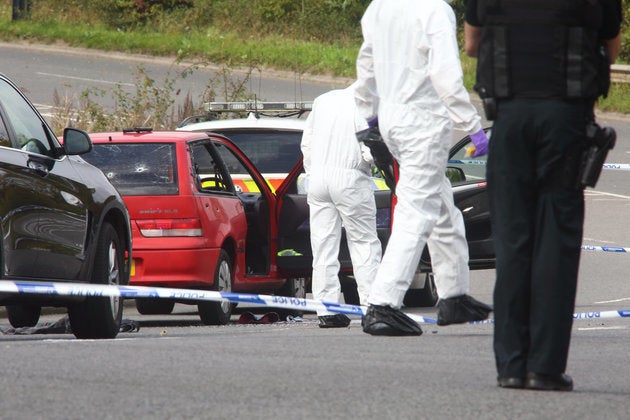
[{"xmin": 465, "ymin": 0, "xmax": 622, "ymax": 383}]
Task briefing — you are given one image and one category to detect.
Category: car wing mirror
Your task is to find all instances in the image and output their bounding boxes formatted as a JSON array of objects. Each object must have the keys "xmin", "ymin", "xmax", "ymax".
[
  {"xmin": 446, "ymin": 166, "xmax": 466, "ymax": 184},
  {"xmin": 63, "ymin": 128, "xmax": 93, "ymax": 155}
]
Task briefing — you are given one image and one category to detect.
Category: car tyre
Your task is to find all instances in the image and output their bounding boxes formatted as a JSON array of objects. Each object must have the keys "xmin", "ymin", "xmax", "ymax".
[
  {"xmin": 403, "ymin": 273, "xmax": 439, "ymax": 307},
  {"xmin": 198, "ymin": 249, "xmax": 233, "ymax": 325},
  {"xmin": 135, "ymin": 298, "xmax": 175, "ymax": 315},
  {"xmin": 68, "ymin": 222, "xmax": 124, "ymax": 339},
  {"xmin": 275, "ymin": 277, "xmax": 307, "ymax": 320},
  {"xmin": 6, "ymin": 304, "xmax": 41, "ymax": 328}
]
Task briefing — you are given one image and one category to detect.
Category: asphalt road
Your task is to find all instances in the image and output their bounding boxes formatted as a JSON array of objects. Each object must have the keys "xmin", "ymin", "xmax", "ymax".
[
  {"xmin": 0, "ymin": 41, "xmax": 347, "ymax": 115},
  {"xmin": 1, "ymin": 42, "xmax": 629, "ymax": 419}
]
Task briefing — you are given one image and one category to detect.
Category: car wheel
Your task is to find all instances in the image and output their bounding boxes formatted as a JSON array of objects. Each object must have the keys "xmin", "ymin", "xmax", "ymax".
[
  {"xmin": 135, "ymin": 298, "xmax": 175, "ymax": 315},
  {"xmin": 275, "ymin": 277, "xmax": 307, "ymax": 320},
  {"xmin": 403, "ymin": 273, "xmax": 439, "ymax": 307},
  {"xmin": 68, "ymin": 222, "xmax": 124, "ymax": 339},
  {"xmin": 198, "ymin": 249, "xmax": 233, "ymax": 325},
  {"xmin": 339, "ymin": 274, "xmax": 361, "ymax": 306},
  {"xmin": 6, "ymin": 304, "xmax": 41, "ymax": 328}
]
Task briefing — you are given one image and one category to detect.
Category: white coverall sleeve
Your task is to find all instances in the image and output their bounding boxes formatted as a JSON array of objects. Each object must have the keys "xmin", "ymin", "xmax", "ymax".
[
  {"xmin": 428, "ymin": 5, "xmax": 482, "ymax": 135},
  {"xmin": 354, "ymin": 6, "xmax": 379, "ymax": 121},
  {"xmin": 300, "ymin": 110, "xmax": 315, "ymax": 175}
]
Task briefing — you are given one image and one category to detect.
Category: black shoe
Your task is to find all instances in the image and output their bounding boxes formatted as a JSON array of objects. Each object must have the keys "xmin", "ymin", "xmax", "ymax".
[
  {"xmin": 436, "ymin": 294, "xmax": 492, "ymax": 326},
  {"xmin": 525, "ymin": 373, "xmax": 573, "ymax": 391},
  {"xmin": 497, "ymin": 377, "xmax": 525, "ymax": 389},
  {"xmin": 318, "ymin": 314, "xmax": 351, "ymax": 328},
  {"xmin": 362, "ymin": 305, "xmax": 423, "ymax": 336}
]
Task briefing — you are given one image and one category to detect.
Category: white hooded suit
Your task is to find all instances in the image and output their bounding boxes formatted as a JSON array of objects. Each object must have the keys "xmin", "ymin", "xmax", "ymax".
[
  {"xmin": 355, "ymin": 0, "xmax": 484, "ymax": 309},
  {"xmin": 301, "ymin": 85, "xmax": 382, "ymax": 315}
]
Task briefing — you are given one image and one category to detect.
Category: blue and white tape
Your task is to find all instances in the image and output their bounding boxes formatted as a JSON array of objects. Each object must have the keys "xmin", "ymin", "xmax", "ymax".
[
  {"xmin": 448, "ymin": 160, "xmax": 630, "ymax": 171},
  {"xmin": 1, "ymin": 280, "xmax": 628, "ymax": 325},
  {"xmin": 602, "ymin": 163, "xmax": 630, "ymax": 171},
  {"xmin": 581, "ymin": 245, "xmax": 630, "ymax": 253}
]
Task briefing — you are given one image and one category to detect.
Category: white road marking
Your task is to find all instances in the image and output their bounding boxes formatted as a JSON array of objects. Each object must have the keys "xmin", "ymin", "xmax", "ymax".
[
  {"xmin": 577, "ymin": 326, "xmax": 628, "ymax": 331},
  {"xmin": 37, "ymin": 71, "xmax": 134, "ymax": 87},
  {"xmin": 594, "ymin": 297, "xmax": 630, "ymax": 304},
  {"xmin": 585, "ymin": 190, "xmax": 630, "ymax": 199}
]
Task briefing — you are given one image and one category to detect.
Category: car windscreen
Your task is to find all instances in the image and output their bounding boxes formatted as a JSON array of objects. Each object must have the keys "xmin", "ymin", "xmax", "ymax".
[
  {"xmin": 212, "ymin": 129, "xmax": 302, "ymax": 174},
  {"xmin": 83, "ymin": 143, "xmax": 178, "ymax": 196}
]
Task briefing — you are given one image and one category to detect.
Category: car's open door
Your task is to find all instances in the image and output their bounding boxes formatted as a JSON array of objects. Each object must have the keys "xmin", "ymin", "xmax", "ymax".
[
  {"xmin": 274, "ymin": 158, "xmax": 313, "ymax": 276},
  {"xmin": 443, "ymin": 131, "xmax": 495, "ymax": 269}
]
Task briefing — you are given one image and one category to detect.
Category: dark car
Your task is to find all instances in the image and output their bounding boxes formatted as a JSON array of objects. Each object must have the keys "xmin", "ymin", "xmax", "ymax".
[
  {"xmin": 179, "ymin": 102, "xmax": 495, "ymax": 307},
  {"xmin": 0, "ymin": 73, "xmax": 132, "ymax": 339}
]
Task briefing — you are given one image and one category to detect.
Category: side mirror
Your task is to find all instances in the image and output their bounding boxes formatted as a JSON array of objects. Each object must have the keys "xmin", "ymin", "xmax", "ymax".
[
  {"xmin": 446, "ymin": 166, "xmax": 466, "ymax": 184},
  {"xmin": 63, "ymin": 128, "xmax": 93, "ymax": 155}
]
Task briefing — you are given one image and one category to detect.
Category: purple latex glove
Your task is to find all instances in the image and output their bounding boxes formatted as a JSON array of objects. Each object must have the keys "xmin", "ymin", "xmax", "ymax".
[
  {"xmin": 368, "ymin": 117, "xmax": 379, "ymax": 128},
  {"xmin": 469, "ymin": 129, "xmax": 489, "ymax": 157}
]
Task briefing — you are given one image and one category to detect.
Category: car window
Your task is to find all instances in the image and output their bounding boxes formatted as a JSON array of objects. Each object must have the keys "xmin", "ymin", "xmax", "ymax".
[
  {"xmin": 0, "ymin": 79, "xmax": 54, "ymax": 156},
  {"xmin": 448, "ymin": 136, "xmax": 489, "ymax": 185},
  {"xmin": 189, "ymin": 142, "xmax": 234, "ymax": 193},
  {"xmin": 83, "ymin": 143, "xmax": 178, "ymax": 196},
  {"xmin": 212, "ymin": 142, "xmax": 269, "ymax": 194},
  {"xmin": 212, "ymin": 129, "xmax": 303, "ymax": 174},
  {"xmin": 0, "ymin": 114, "xmax": 10, "ymax": 148}
]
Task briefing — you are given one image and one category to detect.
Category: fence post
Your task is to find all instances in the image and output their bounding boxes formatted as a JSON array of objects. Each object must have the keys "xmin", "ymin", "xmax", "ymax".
[{"xmin": 12, "ymin": 0, "xmax": 32, "ymax": 21}]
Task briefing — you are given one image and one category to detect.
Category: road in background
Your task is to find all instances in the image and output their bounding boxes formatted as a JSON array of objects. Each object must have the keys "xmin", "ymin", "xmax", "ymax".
[
  {"xmin": 0, "ymin": 41, "xmax": 346, "ymax": 116},
  {"xmin": 1, "ymin": 42, "xmax": 629, "ymax": 419}
]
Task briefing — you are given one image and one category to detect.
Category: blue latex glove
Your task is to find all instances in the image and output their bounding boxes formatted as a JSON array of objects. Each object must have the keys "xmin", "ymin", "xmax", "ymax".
[
  {"xmin": 468, "ymin": 129, "xmax": 489, "ymax": 157},
  {"xmin": 368, "ymin": 117, "xmax": 378, "ymax": 128}
]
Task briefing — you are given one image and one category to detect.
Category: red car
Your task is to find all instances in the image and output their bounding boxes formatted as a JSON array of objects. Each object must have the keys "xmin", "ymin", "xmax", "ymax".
[{"xmin": 83, "ymin": 129, "xmax": 306, "ymax": 324}]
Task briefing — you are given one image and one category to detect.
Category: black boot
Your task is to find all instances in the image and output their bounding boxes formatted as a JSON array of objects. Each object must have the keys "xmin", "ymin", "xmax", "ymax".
[
  {"xmin": 318, "ymin": 314, "xmax": 351, "ymax": 328},
  {"xmin": 362, "ymin": 304, "xmax": 423, "ymax": 336},
  {"xmin": 436, "ymin": 294, "xmax": 492, "ymax": 326}
]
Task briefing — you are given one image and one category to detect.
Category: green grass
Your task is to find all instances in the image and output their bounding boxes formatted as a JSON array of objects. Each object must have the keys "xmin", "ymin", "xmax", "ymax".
[
  {"xmin": 0, "ymin": 19, "xmax": 359, "ymax": 78},
  {"xmin": 1, "ymin": 14, "xmax": 628, "ymax": 114}
]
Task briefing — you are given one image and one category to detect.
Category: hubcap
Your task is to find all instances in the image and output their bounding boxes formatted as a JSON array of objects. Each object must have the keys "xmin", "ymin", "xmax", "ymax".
[
  {"xmin": 217, "ymin": 260, "xmax": 231, "ymax": 312},
  {"xmin": 108, "ymin": 241, "xmax": 121, "ymax": 314}
]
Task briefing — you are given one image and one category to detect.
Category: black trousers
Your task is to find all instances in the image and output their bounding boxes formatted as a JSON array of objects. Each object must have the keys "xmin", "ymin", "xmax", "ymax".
[{"xmin": 488, "ymin": 98, "xmax": 590, "ymax": 378}]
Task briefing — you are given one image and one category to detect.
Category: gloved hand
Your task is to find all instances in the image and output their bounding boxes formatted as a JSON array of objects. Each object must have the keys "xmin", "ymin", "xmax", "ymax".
[
  {"xmin": 360, "ymin": 143, "xmax": 374, "ymax": 164},
  {"xmin": 367, "ymin": 117, "xmax": 378, "ymax": 128},
  {"xmin": 466, "ymin": 129, "xmax": 489, "ymax": 158}
]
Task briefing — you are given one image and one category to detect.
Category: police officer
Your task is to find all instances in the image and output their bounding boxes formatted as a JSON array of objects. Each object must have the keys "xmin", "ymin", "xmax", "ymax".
[
  {"xmin": 301, "ymin": 83, "xmax": 382, "ymax": 328},
  {"xmin": 465, "ymin": 0, "xmax": 622, "ymax": 391},
  {"xmin": 355, "ymin": 0, "xmax": 493, "ymax": 336}
]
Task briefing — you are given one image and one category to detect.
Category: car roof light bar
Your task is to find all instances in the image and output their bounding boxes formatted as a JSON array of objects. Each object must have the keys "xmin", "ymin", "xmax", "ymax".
[{"xmin": 203, "ymin": 101, "xmax": 313, "ymax": 113}]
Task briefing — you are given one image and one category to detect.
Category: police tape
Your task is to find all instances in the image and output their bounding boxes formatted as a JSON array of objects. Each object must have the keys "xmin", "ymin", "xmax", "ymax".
[
  {"xmin": 464, "ymin": 309, "xmax": 630, "ymax": 325},
  {"xmin": 0, "ymin": 279, "xmax": 435, "ymax": 323},
  {"xmin": 602, "ymin": 163, "xmax": 630, "ymax": 171},
  {"xmin": 581, "ymin": 245, "xmax": 630, "ymax": 253},
  {"xmin": 1, "ymin": 280, "xmax": 628, "ymax": 326},
  {"xmin": 448, "ymin": 160, "xmax": 630, "ymax": 171}
]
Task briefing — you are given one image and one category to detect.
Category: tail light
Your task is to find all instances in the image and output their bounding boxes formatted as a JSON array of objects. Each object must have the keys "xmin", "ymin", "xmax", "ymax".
[{"xmin": 136, "ymin": 218, "xmax": 203, "ymax": 237}]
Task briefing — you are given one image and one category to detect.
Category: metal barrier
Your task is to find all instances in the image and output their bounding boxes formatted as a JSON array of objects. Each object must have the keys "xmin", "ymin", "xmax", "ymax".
[{"xmin": 611, "ymin": 64, "xmax": 630, "ymax": 84}]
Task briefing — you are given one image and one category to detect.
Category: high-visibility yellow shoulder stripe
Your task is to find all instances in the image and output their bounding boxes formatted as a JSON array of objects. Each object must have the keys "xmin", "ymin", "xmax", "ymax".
[{"xmin": 372, "ymin": 178, "xmax": 390, "ymax": 190}]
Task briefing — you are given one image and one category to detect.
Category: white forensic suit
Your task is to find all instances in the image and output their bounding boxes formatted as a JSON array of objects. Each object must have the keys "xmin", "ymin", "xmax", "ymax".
[
  {"xmin": 354, "ymin": 0, "xmax": 483, "ymax": 309},
  {"xmin": 301, "ymin": 85, "xmax": 382, "ymax": 316}
]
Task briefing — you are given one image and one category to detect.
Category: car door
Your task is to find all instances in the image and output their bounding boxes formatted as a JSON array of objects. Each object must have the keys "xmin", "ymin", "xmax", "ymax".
[
  {"xmin": 440, "ymin": 131, "xmax": 494, "ymax": 269},
  {"xmin": 209, "ymin": 137, "xmax": 281, "ymax": 277},
  {"xmin": 0, "ymin": 76, "xmax": 89, "ymax": 280},
  {"xmin": 274, "ymin": 158, "xmax": 313, "ymax": 275}
]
